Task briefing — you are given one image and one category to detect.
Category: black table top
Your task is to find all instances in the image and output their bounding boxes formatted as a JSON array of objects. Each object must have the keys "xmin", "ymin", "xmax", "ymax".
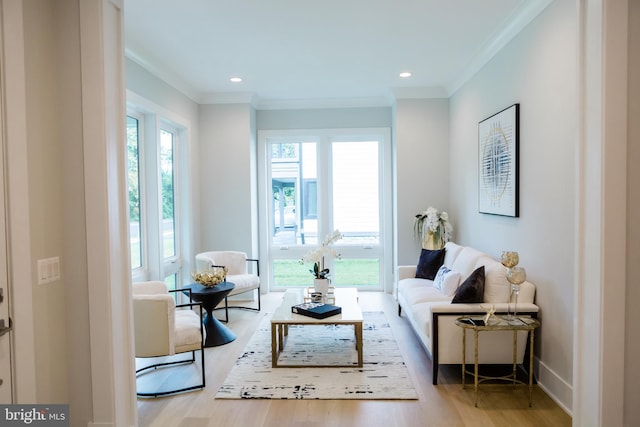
[{"xmin": 182, "ymin": 281, "xmax": 235, "ymax": 295}]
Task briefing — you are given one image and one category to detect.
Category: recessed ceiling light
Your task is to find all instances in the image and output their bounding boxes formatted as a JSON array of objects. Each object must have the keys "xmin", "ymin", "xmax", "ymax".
[
  {"xmin": 399, "ymin": 72, "xmax": 412, "ymax": 78},
  {"xmin": 230, "ymin": 77, "xmax": 243, "ymax": 83}
]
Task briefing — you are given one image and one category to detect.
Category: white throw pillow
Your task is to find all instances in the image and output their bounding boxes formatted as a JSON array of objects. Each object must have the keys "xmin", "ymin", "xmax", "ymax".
[{"xmin": 433, "ymin": 265, "xmax": 462, "ymax": 297}]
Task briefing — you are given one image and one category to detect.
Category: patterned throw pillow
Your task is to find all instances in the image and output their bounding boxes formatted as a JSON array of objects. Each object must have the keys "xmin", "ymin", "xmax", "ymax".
[{"xmin": 433, "ymin": 265, "xmax": 462, "ymax": 296}]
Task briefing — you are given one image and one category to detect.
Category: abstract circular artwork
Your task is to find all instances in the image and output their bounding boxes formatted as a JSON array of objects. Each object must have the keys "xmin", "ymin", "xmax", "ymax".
[
  {"xmin": 478, "ymin": 104, "xmax": 519, "ymax": 217},
  {"xmin": 481, "ymin": 123, "xmax": 511, "ymax": 201}
]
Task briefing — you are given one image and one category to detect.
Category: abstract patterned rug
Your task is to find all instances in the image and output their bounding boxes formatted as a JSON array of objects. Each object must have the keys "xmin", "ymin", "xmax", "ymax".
[{"xmin": 215, "ymin": 312, "xmax": 418, "ymax": 399}]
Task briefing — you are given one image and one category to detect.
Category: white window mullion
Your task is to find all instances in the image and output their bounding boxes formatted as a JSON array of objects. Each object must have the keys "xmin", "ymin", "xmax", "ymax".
[
  {"xmin": 144, "ymin": 114, "xmax": 163, "ymax": 281},
  {"xmin": 317, "ymin": 135, "xmax": 331, "ymax": 245},
  {"xmin": 160, "ymin": 124, "xmax": 181, "ymax": 288}
]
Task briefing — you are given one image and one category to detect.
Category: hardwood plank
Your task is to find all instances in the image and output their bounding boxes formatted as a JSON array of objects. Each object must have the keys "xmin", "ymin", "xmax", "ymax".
[{"xmin": 137, "ymin": 291, "xmax": 572, "ymax": 427}]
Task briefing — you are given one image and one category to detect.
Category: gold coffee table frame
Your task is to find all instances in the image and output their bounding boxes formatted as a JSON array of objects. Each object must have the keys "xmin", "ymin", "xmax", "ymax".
[
  {"xmin": 455, "ymin": 315, "xmax": 540, "ymax": 407},
  {"xmin": 271, "ymin": 288, "xmax": 363, "ymax": 368}
]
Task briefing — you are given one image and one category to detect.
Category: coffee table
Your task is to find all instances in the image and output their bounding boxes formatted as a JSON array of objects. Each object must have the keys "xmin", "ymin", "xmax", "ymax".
[{"xmin": 270, "ymin": 288, "xmax": 363, "ymax": 368}]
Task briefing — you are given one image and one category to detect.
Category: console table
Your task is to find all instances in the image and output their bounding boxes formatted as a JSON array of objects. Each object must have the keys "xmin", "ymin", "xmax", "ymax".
[{"xmin": 455, "ymin": 315, "xmax": 540, "ymax": 407}]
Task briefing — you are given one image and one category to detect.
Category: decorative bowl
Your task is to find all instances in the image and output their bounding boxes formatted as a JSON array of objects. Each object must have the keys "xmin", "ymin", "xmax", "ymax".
[{"xmin": 192, "ymin": 266, "xmax": 227, "ymax": 287}]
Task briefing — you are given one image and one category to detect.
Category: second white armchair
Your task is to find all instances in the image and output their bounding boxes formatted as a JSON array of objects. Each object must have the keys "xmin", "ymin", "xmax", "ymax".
[{"xmin": 195, "ymin": 251, "xmax": 260, "ymax": 322}]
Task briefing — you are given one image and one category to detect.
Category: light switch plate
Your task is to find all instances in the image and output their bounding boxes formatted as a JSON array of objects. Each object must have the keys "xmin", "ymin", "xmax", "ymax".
[{"xmin": 38, "ymin": 256, "xmax": 61, "ymax": 285}]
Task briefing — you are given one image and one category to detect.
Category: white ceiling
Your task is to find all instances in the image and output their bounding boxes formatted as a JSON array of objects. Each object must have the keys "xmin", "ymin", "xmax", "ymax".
[{"xmin": 124, "ymin": 0, "xmax": 552, "ymax": 108}]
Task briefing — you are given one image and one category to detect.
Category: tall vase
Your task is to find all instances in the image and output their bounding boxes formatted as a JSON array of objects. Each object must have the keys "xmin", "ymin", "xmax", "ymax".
[
  {"xmin": 422, "ymin": 231, "xmax": 443, "ymax": 250},
  {"xmin": 313, "ymin": 278, "xmax": 329, "ymax": 301}
]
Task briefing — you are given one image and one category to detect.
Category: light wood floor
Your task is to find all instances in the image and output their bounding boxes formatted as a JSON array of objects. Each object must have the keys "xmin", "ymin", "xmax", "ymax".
[{"xmin": 136, "ymin": 291, "xmax": 572, "ymax": 427}]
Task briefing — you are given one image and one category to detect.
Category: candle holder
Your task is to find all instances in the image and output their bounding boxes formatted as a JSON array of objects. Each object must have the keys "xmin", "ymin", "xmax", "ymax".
[
  {"xmin": 500, "ymin": 251, "xmax": 519, "ymax": 319},
  {"xmin": 506, "ymin": 266, "xmax": 526, "ymax": 323},
  {"xmin": 500, "ymin": 251, "xmax": 519, "ymax": 269}
]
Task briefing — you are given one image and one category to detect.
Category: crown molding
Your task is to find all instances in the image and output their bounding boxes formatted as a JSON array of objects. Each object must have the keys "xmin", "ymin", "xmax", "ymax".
[{"xmin": 125, "ymin": 47, "xmax": 201, "ymax": 102}]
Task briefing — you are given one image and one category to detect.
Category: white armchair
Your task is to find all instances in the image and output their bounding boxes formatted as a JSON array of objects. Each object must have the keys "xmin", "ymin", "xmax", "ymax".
[
  {"xmin": 195, "ymin": 251, "xmax": 261, "ymax": 322},
  {"xmin": 132, "ymin": 281, "xmax": 206, "ymax": 397}
]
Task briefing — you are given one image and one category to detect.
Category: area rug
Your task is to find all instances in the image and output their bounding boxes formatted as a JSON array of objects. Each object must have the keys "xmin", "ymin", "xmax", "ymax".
[{"xmin": 215, "ymin": 311, "xmax": 418, "ymax": 400}]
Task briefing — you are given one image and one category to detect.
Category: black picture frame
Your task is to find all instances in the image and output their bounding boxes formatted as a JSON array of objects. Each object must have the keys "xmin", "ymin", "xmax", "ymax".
[{"xmin": 478, "ymin": 104, "xmax": 519, "ymax": 217}]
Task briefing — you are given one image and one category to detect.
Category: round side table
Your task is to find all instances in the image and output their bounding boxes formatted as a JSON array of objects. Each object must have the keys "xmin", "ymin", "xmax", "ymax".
[{"xmin": 182, "ymin": 281, "xmax": 236, "ymax": 347}]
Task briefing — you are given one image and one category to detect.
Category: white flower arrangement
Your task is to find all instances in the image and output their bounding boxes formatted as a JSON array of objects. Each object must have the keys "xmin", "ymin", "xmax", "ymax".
[
  {"xmin": 300, "ymin": 229, "xmax": 343, "ymax": 279},
  {"xmin": 414, "ymin": 207, "xmax": 453, "ymax": 248}
]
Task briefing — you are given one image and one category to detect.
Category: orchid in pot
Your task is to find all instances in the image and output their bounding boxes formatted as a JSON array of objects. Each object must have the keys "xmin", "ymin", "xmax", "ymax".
[{"xmin": 300, "ymin": 230, "xmax": 343, "ymax": 297}]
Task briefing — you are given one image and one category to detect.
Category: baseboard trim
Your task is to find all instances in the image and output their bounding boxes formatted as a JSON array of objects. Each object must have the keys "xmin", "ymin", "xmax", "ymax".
[{"xmin": 535, "ymin": 357, "xmax": 573, "ymax": 416}]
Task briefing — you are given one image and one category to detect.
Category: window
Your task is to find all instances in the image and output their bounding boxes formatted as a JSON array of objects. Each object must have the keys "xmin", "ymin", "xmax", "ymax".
[
  {"xmin": 126, "ymin": 107, "xmax": 185, "ymax": 289},
  {"xmin": 258, "ymin": 128, "xmax": 392, "ymax": 292}
]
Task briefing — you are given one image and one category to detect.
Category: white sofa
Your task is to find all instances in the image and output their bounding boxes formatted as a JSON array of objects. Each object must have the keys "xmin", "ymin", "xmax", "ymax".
[{"xmin": 397, "ymin": 242, "xmax": 539, "ymax": 384}]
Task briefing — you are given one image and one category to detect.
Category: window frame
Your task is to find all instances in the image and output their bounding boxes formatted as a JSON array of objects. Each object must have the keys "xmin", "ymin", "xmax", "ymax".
[
  {"xmin": 257, "ymin": 128, "xmax": 393, "ymax": 293},
  {"xmin": 126, "ymin": 91, "xmax": 191, "ymax": 289}
]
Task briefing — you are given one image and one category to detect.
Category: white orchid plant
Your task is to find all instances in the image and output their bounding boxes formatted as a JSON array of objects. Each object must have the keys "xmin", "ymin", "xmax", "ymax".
[
  {"xmin": 300, "ymin": 229, "xmax": 343, "ymax": 279},
  {"xmin": 414, "ymin": 207, "xmax": 453, "ymax": 247}
]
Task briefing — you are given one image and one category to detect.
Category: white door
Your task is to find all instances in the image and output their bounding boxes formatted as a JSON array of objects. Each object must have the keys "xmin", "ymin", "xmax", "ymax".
[{"xmin": 0, "ymin": 68, "xmax": 13, "ymax": 402}]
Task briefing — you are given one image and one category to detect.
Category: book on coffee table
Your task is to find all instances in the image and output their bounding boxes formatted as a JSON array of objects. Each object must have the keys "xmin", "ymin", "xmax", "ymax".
[{"xmin": 291, "ymin": 302, "xmax": 342, "ymax": 319}]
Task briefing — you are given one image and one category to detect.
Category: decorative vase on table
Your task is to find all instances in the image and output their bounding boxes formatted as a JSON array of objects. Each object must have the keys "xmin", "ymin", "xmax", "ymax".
[{"xmin": 313, "ymin": 278, "xmax": 329, "ymax": 301}]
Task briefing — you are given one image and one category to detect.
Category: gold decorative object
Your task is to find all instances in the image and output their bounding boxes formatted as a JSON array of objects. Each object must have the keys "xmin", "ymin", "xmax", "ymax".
[
  {"xmin": 500, "ymin": 251, "xmax": 526, "ymax": 322},
  {"xmin": 483, "ymin": 304, "xmax": 496, "ymax": 325},
  {"xmin": 192, "ymin": 266, "xmax": 228, "ymax": 287},
  {"xmin": 506, "ymin": 266, "xmax": 526, "ymax": 321},
  {"xmin": 500, "ymin": 251, "xmax": 519, "ymax": 268}
]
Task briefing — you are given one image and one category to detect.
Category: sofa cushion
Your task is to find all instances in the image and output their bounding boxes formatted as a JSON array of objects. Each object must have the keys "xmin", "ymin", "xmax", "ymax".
[
  {"xmin": 480, "ymin": 258, "xmax": 512, "ymax": 303},
  {"xmin": 452, "ymin": 266, "xmax": 485, "ymax": 303},
  {"xmin": 450, "ymin": 247, "xmax": 484, "ymax": 278},
  {"xmin": 415, "ymin": 248, "xmax": 445, "ymax": 280},
  {"xmin": 402, "ymin": 285, "xmax": 452, "ymax": 306},
  {"xmin": 443, "ymin": 242, "xmax": 464, "ymax": 268},
  {"xmin": 433, "ymin": 265, "xmax": 461, "ymax": 296}
]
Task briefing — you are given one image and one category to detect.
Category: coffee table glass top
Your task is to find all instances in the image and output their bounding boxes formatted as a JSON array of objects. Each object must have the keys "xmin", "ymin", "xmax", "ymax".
[{"xmin": 271, "ymin": 287, "xmax": 363, "ymax": 324}]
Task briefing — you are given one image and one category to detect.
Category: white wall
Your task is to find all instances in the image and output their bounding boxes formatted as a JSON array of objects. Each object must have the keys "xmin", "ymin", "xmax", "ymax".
[
  {"xmin": 394, "ymin": 98, "xmax": 450, "ymax": 265},
  {"xmin": 199, "ymin": 104, "xmax": 257, "ymax": 256},
  {"xmin": 625, "ymin": 1, "xmax": 640, "ymax": 425},
  {"xmin": 23, "ymin": 0, "xmax": 69, "ymax": 403},
  {"xmin": 126, "ymin": 59, "xmax": 199, "ymax": 126},
  {"xmin": 257, "ymin": 107, "xmax": 391, "ymax": 130},
  {"xmin": 449, "ymin": 0, "xmax": 576, "ymax": 411}
]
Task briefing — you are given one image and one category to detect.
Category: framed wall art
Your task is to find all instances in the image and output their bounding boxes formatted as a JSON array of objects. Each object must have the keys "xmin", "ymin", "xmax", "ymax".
[{"xmin": 478, "ymin": 103, "xmax": 519, "ymax": 217}]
